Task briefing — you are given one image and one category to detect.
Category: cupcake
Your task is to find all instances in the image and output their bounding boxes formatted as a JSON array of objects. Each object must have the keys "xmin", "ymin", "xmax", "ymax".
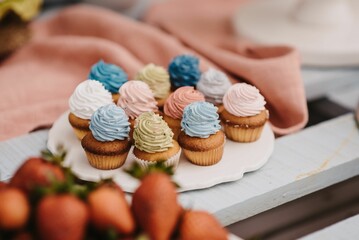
[
  {"xmin": 178, "ymin": 102, "xmax": 225, "ymax": 166},
  {"xmin": 168, "ymin": 55, "xmax": 201, "ymax": 90},
  {"xmin": 196, "ymin": 68, "xmax": 232, "ymax": 113},
  {"xmin": 136, "ymin": 63, "xmax": 171, "ymax": 108},
  {"xmin": 88, "ymin": 60, "xmax": 128, "ymax": 103},
  {"xmin": 81, "ymin": 104, "xmax": 131, "ymax": 170},
  {"xmin": 117, "ymin": 81, "xmax": 158, "ymax": 137},
  {"xmin": 133, "ymin": 112, "xmax": 181, "ymax": 169},
  {"xmin": 221, "ymin": 83, "xmax": 269, "ymax": 142},
  {"xmin": 68, "ymin": 80, "xmax": 113, "ymax": 140},
  {"xmin": 0, "ymin": 0, "xmax": 41, "ymax": 58},
  {"xmin": 163, "ymin": 86, "xmax": 205, "ymax": 140}
]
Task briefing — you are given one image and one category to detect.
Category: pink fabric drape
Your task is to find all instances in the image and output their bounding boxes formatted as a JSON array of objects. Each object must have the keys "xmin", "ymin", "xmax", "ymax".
[{"xmin": 0, "ymin": 3, "xmax": 307, "ymax": 141}]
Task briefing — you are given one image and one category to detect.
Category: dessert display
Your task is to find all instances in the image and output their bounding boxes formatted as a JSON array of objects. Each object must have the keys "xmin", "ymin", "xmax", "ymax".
[
  {"xmin": 117, "ymin": 80, "xmax": 158, "ymax": 137},
  {"xmin": 49, "ymin": 56, "xmax": 272, "ymax": 193},
  {"xmin": 196, "ymin": 68, "xmax": 232, "ymax": 113},
  {"xmin": 178, "ymin": 102, "xmax": 225, "ymax": 166},
  {"xmin": 68, "ymin": 80, "xmax": 113, "ymax": 140},
  {"xmin": 81, "ymin": 104, "xmax": 131, "ymax": 170},
  {"xmin": 0, "ymin": 0, "xmax": 42, "ymax": 58},
  {"xmin": 133, "ymin": 112, "xmax": 181, "ymax": 169},
  {"xmin": 136, "ymin": 63, "xmax": 171, "ymax": 107},
  {"xmin": 88, "ymin": 60, "xmax": 128, "ymax": 103},
  {"xmin": 163, "ymin": 86, "xmax": 205, "ymax": 140},
  {"xmin": 168, "ymin": 55, "xmax": 201, "ymax": 90},
  {"xmin": 221, "ymin": 83, "xmax": 269, "ymax": 142}
]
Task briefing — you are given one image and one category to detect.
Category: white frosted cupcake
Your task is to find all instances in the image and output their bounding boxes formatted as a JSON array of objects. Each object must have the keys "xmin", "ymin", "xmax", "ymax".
[
  {"xmin": 196, "ymin": 68, "xmax": 232, "ymax": 113},
  {"xmin": 68, "ymin": 80, "xmax": 113, "ymax": 140}
]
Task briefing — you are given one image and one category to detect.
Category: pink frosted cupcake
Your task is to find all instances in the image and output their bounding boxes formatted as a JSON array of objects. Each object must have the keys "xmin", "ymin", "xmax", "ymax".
[
  {"xmin": 221, "ymin": 83, "xmax": 269, "ymax": 142},
  {"xmin": 117, "ymin": 80, "xmax": 158, "ymax": 137},
  {"xmin": 163, "ymin": 86, "xmax": 205, "ymax": 140}
]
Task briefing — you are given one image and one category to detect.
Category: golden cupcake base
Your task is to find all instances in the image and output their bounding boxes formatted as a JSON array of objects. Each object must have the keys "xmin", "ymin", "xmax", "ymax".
[
  {"xmin": 85, "ymin": 151, "xmax": 129, "ymax": 170},
  {"xmin": 182, "ymin": 143, "xmax": 224, "ymax": 166}
]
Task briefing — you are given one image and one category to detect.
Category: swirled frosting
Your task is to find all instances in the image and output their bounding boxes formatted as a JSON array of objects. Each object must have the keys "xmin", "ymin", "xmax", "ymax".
[
  {"xmin": 69, "ymin": 80, "xmax": 113, "ymax": 119},
  {"xmin": 223, "ymin": 83, "xmax": 266, "ymax": 117},
  {"xmin": 136, "ymin": 64, "xmax": 170, "ymax": 99},
  {"xmin": 168, "ymin": 55, "xmax": 201, "ymax": 90},
  {"xmin": 164, "ymin": 86, "xmax": 205, "ymax": 119},
  {"xmin": 181, "ymin": 102, "xmax": 221, "ymax": 138},
  {"xmin": 133, "ymin": 112, "xmax": 174, "ymax": 153},
  {"xmin": 88, "ymin": 60, "xmax": 128, "ymax": 93},
  {"xmin": 196, "ymin": 68, "xmax": 232, "ymax": 104},
  {"xmin": 117, "ymin": 81, "xmax": 158, "ymax": 119},
  {"xmin": 90, "ymin": 104, "xmax": 130, "ymax": 142}
]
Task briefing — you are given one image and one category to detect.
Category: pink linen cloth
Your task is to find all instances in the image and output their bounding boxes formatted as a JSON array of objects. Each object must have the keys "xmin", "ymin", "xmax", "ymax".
[{"xmin": 0, "ymin": 3, "xmax": 307, "ymax": 141}]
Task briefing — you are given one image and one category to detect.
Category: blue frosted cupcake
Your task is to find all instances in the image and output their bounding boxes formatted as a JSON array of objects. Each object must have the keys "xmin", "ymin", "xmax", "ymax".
[
  {"xmin": 168, "ymin": 55, "xmax": 201, "ymax": 90},
  {"xmin": 178, "ymin": 102, "xmax": 225, "ymax": 166},
  {"xmin": 81, "ymin": 104, "xmax": 131, "ymax": 169},
  {"xmin": 88, "ymin": 60, "xmax": 128, "ymax": 102}
]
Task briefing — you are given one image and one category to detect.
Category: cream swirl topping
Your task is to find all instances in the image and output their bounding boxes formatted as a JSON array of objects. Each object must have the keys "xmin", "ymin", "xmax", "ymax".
[
  {"xmin": 117, "ymin": 80, "xmax": 158, "ymax": 119},
  {"xmin": 223, "ymin": 83, "xmax": 266, "ymax": 117},
  {"xmin": 136, "ymin": 63, "xmax": 170, "ymax": 99},
  {"xmin": 163, "ymin": 86, "xmax": 205, "ymax": 119},
  {"xmin": 69, "ymin": 80, "xmax": 113, "ymax": 119},
  {"xmin": 196, "ymin": 68, "xmax": 232, "ymax": 104},
  {"xmin": 133, "ymin": 112, "xmax": 174, "ymax": 153}
]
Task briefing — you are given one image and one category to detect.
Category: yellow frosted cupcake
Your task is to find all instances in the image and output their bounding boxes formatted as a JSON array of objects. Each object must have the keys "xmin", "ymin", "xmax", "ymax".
[
  {"xmin": 178, "ymin": 102, "xmax": 225, "ymax": 166},
  {"xmin": 133, "ymin": 112, "xmax": 181, "ymax": 169},
  {"xmin": 136, "ymin": 63, "xmax": 171, "ymax": 108},
  {"xmin": 163, "ymin": 86, "xmax": 205, "ymax": 140},
  {"xmin": 69, "ymin": 80, "xmax": 113, "ymax": 140},
  {"xmin": 81, "ymin": 104, "xmax": 131, "ymax": 170},
  {"xmin": 221, "ymin": 83, "xmax": 269, "ymax": 142}
]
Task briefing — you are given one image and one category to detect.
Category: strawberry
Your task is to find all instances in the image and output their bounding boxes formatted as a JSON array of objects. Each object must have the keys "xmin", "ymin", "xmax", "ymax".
[
  {"xmin": 87, "ymin": 184, "xmax": 135, "ymax": 235},
  {"xmin": 0, "ymin": 181, "xmax": 7, "ymax": 190},
  {"xmin": 179, "ymin": 210, "xmax": 228, "ymax": 240},
  {"xmin": 10, "ymin": 157, "xmax": 64, "ymax": 195},
  {"xmin": 132, "ymin": 173, "xmax": 182, "ymax": 240},
  {"xmin": 36, "ymin": 194, "xmax": 89, "ymax": 240},
  {"xmin": 0, "ymin": 187, "xmax": 30, "ymax": 230}
]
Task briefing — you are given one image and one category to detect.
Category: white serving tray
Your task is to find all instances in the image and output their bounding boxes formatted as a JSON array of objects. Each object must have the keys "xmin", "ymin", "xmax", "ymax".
[{"xmin": 47, "ymin": 111, "xmax": 274, "ymax": 193}]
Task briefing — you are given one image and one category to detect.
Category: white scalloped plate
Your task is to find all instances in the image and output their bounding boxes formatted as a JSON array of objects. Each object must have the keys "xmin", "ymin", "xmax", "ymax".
[{"xmin": 47, "ymin": 111, "xmax": 274, "ymax": 193}]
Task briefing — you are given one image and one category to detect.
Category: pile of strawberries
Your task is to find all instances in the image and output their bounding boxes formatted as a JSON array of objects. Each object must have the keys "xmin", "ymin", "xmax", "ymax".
[{"xmin": 0, "ymin": 150, "xmax": 228, "ymax": 240}]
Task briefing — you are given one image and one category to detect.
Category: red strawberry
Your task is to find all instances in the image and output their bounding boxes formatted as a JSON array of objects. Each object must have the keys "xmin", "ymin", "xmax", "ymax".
[
  {"xmin": 0, "ymin": 187, "xmax": 30, "ymax": 230},
  {"xmin": 87, "ymin": 184, "xmax": 135, "ymax": 235},
  {"xmin": 132, "ymin": 173, "xmax": 182, "ymax": 240},
  {"xmin": 10, "ymin": 157, "xmax": 64, "ymax": 194},
  {"xmin": 36, "ymin": 194, "xmax": 89, "ymax": 240},
  {"xmin": 0, "ymin": 181, "xmax": 7, "ymax": 190},
  {"xmin": 179, "ymin": 210, "xmax": 228, "ymax": 240}
]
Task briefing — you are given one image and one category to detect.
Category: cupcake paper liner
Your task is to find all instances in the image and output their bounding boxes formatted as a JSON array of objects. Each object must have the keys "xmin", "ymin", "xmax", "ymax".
[
  {"xmin": 85, "ymin": 150, "xmax": 129, "ymax": 170},
  {"xmin": 133, "ymin": 148, "xmax": 182, "ymax": 170},
  {"xmin": 183, "ymin": 141, "xmax": 225, "ymax": 166},
  {"xmin": 223, "ymin": 124, "xmax": 265, "ymax": 143}
]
